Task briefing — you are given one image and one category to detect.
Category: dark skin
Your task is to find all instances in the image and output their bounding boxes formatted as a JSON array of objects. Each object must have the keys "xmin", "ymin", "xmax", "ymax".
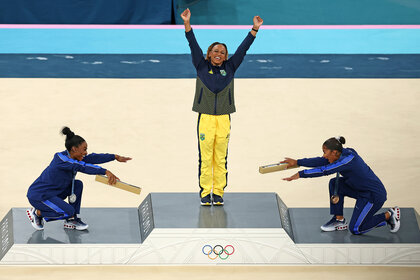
[
  {"xmin": 281, "ymin": 145, "xmax": 391, "ymax": 221},
  {"xmin": 35, "ymin": 142, "xmax": 132, "ymax": 217}
]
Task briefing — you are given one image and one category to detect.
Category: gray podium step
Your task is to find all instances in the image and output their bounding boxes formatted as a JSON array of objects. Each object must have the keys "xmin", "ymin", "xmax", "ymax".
[
  {"xmin": 290, "ymin": 208, "xmax": 420, "ymax": 244},
  {"xmin": 1, "ymin": 192, "xmax": 419, "ymax": 265}
]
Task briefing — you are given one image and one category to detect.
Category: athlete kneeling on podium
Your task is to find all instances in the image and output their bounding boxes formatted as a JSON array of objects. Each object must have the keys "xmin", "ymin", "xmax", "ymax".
[
  {"xmin": 26, "ymin": 127, "xmax": 132, "ymax": 231},
  {"xmin": 282, "ymin": 136, "xmax": 400, "ymax": 234}
]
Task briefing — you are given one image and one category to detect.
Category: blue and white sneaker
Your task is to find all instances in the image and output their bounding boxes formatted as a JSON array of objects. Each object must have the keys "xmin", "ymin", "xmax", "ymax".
[
  {"xmin": 320, "ymin": 216, "xmax": 348, "ymax": 232},
  {"xmin": 26, "ymin": 208, "xmax": 44, "ymax": 230},
  {"xmin": 387, "ymin": 207, "xmax": 401, "ymax": 233},
  {"xmin": 212, "ymin": 194, "xmax": 224, "ymax": 206},
  {"xmin": 201, "ymin": 194, "xmax": 212, "ymax": 206},
  {"xmin": 64, "ymin": 217, "xmax": 89, "ymax": 230}
]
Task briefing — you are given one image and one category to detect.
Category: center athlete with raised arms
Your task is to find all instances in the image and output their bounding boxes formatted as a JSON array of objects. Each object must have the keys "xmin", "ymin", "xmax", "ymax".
[{"xmin": 181, "ymin": 8, "xmax": 263, "ymax": 206}]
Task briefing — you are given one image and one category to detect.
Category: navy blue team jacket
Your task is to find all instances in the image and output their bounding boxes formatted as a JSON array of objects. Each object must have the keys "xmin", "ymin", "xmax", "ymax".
[
  {"xmin": 27, "ymin": 151, "xmax": 115, "ymax": 201},
  {"xmin": 185, "ymin": 29, "xmax": 255, "ymax": 93},
  {"xmin": 297, "ymin": 148, "xmax": 387, "ymax": 201}
]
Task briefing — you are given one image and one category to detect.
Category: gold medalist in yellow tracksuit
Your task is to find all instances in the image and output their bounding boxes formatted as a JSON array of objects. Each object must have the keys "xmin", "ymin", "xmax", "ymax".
[
  {"xmin": 198, "ymin": 113, "xmax": 230, "ymax": 198},
  {"xmin": 185, "ymin": 27, "xmax": 257, "ymax": 202}
]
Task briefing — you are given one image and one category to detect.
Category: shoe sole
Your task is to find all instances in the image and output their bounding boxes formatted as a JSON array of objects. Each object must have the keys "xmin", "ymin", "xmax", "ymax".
[
  {"xmin": 321, "ymin": 224, "xmax": 348, "ymax": 232},
  {"xmin": 26, "ymin": 208, "xmax": 43, "ymax": 231},
  {"xmin": 200, "ymin": 202, "xmax": 211, "ymax": 206},
  {"xmin": 213, "ymin": 202, "xmax": 224, "ymax": 206},
  {"xmin": 390, "ymin": 207, "xmax": 401, "ymax": 233},
  {"xmin": 64, "ymin": 224, "xmax": 89, "ymax": 230}
]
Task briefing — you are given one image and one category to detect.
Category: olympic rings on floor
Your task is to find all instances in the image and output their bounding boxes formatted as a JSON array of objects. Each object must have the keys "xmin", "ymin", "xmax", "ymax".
[{"xmin": 202, "ymin": 245, "xmax": 235, "ymax": 260}]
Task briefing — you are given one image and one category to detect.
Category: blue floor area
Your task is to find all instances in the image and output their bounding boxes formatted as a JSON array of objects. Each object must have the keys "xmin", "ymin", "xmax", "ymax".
[{"xmin": 1, "ymin": 54, "xmax": 419, "ymax": 78}]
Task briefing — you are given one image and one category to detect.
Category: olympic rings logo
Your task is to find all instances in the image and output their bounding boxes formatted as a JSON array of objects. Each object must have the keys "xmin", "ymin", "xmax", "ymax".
[{"xmin": 202, "ymin": 245, "xmax": 235, "ymax": 260}]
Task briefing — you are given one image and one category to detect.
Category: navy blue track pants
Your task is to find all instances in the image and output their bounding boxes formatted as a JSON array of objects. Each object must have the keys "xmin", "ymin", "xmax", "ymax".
[
  {"xmin": 329, "ymin": 177, "xmax": 387, "ymax": 235},
  {"xmin": 28, "ymin": 180, "xmax": 83, "ymax": 222}
]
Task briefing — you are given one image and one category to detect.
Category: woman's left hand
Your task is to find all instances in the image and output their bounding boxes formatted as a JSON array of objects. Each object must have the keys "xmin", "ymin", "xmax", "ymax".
[
  {"xmin": 283, "ymin": 172, "xmax": 300, "ymax": 181},
  {"xmin": 253, "ymin": 16, "xmax": 263, "ymax": 29},
  {"xmin": 115, "ymin": 155, "xmax": 132, "ymax": 162}
]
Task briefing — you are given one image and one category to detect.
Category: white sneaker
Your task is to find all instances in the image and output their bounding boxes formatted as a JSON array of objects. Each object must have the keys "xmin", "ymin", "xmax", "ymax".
[
  {"xmin": 64, "ymin": 217, "xmax": 89, "ymax": 230},
  {"xmin": 26, "ymin": 208, "xmax": 44, "ymax": 230},
  {"xmin": 320, "ymin": 216, "xmax": 348, "ymax": 232},
  {"xmin": 387, "ymin": 207, "xmax": 400, "ymax": 233}
]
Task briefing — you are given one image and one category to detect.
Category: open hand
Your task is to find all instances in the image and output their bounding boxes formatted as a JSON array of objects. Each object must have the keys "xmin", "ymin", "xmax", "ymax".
[
  {"xmin": 115, "ymin": 155, "xmax": 132, "ymax": 163},
  {"xmin": 283, "ymin": 172, "xmax": 300, "ymax": 181},
  {"xmin": 181, "ymin": 8, "xmax": 191, "ymax": 22}
]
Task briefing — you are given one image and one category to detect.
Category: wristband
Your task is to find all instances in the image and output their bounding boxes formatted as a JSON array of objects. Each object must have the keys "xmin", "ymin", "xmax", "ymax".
[{"xmin": 252, "ymin": 28, "xmax": 259, "ymax": 32}]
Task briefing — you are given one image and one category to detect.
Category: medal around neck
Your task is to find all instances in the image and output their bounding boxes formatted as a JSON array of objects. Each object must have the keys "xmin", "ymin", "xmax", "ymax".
[{"xmin": 69, "ymin": 194, "xmax": 77, "ymax": 203}]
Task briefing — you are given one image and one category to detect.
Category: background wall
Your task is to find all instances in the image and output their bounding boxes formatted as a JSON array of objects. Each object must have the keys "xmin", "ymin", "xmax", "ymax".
[{"xmin": 1, "ymin": 0, "xmax": 420, "ymax": 25}]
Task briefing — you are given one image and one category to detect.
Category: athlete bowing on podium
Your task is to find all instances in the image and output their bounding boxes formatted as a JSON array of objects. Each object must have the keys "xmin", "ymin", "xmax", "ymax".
[{"xmin": 26, "ymin": 127, "xmax": 131, "ymax": 231}]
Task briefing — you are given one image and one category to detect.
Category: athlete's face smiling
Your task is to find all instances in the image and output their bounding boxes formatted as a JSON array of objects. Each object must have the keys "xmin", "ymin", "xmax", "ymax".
[
  {"xmin": 322, "ymin": 145, "xmax": 340, "ymax": 163},
  {"xmin": 71, "ymin": 141, "xmax": 88, "ymax": 161},
  {"xmin": 209, "ymin": 44, "xmax": 227, "ymax": 66}
]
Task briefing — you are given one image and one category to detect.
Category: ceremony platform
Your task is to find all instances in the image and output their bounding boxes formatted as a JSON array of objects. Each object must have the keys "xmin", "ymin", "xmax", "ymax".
[{"xmin": 1, "ymin": 192, "xmax": 419, "ymax": 265}]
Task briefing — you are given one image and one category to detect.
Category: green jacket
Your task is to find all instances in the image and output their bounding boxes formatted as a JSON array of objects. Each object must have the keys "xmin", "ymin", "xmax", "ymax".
[{"xmin": 192, "ymin": 77, "xmax": 235, "ymax": 115}]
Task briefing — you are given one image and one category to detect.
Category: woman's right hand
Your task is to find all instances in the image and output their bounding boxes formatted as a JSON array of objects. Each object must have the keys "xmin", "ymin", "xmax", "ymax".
[
  {"xmin": 280, "ymin": 157, "xmax": 298, "ymax": 168},
  {"xmin": 105, "ymin": 170, "xmax": 119, "ymax": 185},
  {"xmin": 180, "ymin": 8, "xmax": 191, "ymax": 22}
]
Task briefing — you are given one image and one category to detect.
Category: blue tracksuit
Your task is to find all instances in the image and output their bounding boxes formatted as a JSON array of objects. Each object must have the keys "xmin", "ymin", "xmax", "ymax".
[
  {"xmin": 297, "ymin": 148, "xmax": 388, "ymax": 234},
  {"xmin": 27, "ymin": 151, "xmax": 115, "ymax": 221}
]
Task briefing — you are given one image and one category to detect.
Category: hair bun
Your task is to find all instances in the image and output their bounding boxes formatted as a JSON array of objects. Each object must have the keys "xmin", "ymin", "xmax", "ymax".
[
  {"xmin": 61, "ymin": 126, "xmax": 75, "ymax": 139},
  {"xmin": 336, "ymin": 136, "xmax": 346, "ymax": 145}
]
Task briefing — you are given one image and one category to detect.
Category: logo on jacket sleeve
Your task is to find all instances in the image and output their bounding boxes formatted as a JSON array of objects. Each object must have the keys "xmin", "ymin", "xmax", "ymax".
[{"xmin": 200, "ymin": 133, "xmax": 205, "ymax": 141}]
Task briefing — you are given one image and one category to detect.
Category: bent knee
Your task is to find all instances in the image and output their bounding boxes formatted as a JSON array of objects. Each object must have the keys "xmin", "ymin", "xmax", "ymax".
[{"xmin": 349, "ymin": 227, "xmax": 362, "ymax": 235}]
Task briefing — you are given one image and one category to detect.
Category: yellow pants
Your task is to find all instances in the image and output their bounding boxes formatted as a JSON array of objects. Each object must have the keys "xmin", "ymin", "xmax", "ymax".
[{"xmin": 197, "ymin": 113, "xmax": 230, "ymax": 198}]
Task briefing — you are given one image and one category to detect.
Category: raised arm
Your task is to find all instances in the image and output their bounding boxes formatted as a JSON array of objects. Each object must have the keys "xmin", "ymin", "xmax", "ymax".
[
  {"xmin": 229, "ymin": 15, "xmax": 263, "ymax": 70},
  {"xmin": 181, "ymin": 8, "xmax": 204, "ymax": 68},
  {"xmin": 180, "ymin": 8, "xmax": 191, "ymax": 32},
  {"xmin": 250, "ymin": 16, "xmax": 263, "ymax": 37}
]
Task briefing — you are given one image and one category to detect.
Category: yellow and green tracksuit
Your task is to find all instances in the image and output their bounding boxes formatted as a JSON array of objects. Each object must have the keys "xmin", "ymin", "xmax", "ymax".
[
  {"xmin": 197, "ymin": 113, "xmax": 230, "ymax": 197},
  {"xmin": 185, "ymin": 28, "xmax": 256, "ymax": 198}
]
